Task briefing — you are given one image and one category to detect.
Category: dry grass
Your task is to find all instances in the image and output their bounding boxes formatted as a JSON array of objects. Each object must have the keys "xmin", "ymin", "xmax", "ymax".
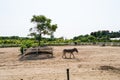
[{"xmin": 0, "ymin": 46, "xmax": 120, "ymax": 80}]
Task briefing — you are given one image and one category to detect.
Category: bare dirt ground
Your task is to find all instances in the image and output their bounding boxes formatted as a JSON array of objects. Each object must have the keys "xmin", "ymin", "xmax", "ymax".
[{"xmin": 0, "ymin": 46, "xmax": 120, "ymax": 80}]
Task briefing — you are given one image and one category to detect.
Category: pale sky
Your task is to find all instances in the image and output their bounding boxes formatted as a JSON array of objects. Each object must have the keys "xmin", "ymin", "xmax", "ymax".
[{"xmin": 0, "ymin": 0, "xmax": 120, "ymax": 39}]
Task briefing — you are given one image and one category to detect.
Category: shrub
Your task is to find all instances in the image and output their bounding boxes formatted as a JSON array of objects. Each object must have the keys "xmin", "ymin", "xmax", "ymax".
[
  {"xmin": 20, "ymin": 40, "xmax": 33, "ymax": 54},
  {"xmin": 20, "ymin": 45, "xmax": 27, "ymax": 55}
]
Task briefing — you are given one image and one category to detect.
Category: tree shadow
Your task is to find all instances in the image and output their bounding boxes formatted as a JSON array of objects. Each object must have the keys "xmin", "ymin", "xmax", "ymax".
[
  {"xmin": 0, "ymin": 52, "xmax": 5, "ymax": 54},
  {"xmin": 19, "ymin": 52, "xmax": 55, "ymax": 61},
  {"xmin": 99, "ymin": 65, "xmax": 120, "ymax": 74}
]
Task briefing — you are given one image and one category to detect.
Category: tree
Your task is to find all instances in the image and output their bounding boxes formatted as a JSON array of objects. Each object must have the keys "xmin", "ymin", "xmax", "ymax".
[
  {"xmin": 87, "ymin": 35, "xmax": 96, "ymax": 42},
  {"xmin": 29, "ymin": 15, "xmax": 57, "ymax": 46},
  {"xmin": 49, "ymin": 24, "xmax": 57, "ymax": 39}
]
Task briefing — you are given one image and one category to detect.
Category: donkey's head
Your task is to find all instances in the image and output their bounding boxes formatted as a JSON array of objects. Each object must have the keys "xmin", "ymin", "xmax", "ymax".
[{"xmin": 73, "ymin": 48, "xmax": 78, "ymax": 53}]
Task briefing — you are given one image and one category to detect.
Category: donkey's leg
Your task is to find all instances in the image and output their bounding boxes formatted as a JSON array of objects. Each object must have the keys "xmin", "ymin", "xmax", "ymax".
[
  {"xmin": 70, "ymin": 53, "xmax": 71, "ymax": 58},
  {"xmin": 72, "ymin": 53, "xmax": 75, "ymax": 58},
  {"xmin": 64, "ymin": 53, "xmax": 67, "ymax": 58},
  {"xmin": 70, "ymin": 52, "xmax": 73, "ymax": 59},
  {"xmin": 62, "ymin": 52, "xmax": 66, "ymax": 58},
  {"xmin": 62, "ymin": 53, "xmax": 64, "ymax": 58}
]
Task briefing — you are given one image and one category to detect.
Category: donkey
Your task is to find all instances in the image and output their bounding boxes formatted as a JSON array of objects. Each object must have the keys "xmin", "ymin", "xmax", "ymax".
[{"xmin": 62, "ymin": 48, "xmax": 78, "ymax": 59}]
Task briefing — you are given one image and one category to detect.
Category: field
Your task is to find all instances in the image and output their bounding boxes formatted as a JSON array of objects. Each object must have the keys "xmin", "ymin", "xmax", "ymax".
[{"xmin": 0, "ymin": 46, "xmax": 120, "ymax": 80}]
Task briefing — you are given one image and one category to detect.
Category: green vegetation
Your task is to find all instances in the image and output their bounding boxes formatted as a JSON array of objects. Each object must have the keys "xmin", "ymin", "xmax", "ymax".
[
  {"xmin": 0, "ymin": 30, "xmax": 120, "ymax": 48},
  {"xmin": 29, "ymin": 15, "xmax": 57, "ymax": 46},
  {"xmin": 73, "ymin": 30, "xmax": 120, "ymax": 42}
]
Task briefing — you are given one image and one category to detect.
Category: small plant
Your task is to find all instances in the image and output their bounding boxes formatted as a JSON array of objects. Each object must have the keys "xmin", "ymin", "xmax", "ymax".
[
  {"xmin": 20, "ymin": 45, "xmax": 27, "ymax": 55},
  {"xmin": 20, "ymin": 40, "xmax": 33, "ymax": 54}
]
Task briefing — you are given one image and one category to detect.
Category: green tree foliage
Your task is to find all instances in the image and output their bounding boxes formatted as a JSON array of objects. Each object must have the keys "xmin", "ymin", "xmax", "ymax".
[
  {"xmin": 90, "ymin": 30, "xmax": 120, "ymax": 38},
  {"xmin": 87, "ymin": 35, "xmax": 96, "ymax": 42},
  {"xmin": 90, "ymin": 30, "xmax": 110, "ymax": 38},
  {"xmin": 29, "ymin": 15, "xmax": 57, "ymax": 46},
  {"xmin": 73, "ymin": 35, "xmax": 90, "ymax": 42},
  {"xmin": 110, "ymin": 31, "xmax": 120, "ymax": 38},
  {"xmin": 73, "ymin": 30, "xmax": 120, "ymax": 42}
]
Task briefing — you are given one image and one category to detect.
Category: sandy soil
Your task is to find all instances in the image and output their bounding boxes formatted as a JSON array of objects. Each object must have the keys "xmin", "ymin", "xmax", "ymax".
[{"xmin": 0, "ymin": 46, "xmax": 120, "ymax": 80}]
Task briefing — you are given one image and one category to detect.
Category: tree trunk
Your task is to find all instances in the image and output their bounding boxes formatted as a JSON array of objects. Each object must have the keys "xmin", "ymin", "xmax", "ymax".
[{"xmin": 38, "ymin": 34, "xmax": 41, "ymax": 46}]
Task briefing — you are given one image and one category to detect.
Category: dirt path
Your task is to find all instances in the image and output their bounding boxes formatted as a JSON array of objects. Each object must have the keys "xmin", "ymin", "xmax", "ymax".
[{"xmin": 0, "ymin": 46, "xmax": 120, "ymax": 80}]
